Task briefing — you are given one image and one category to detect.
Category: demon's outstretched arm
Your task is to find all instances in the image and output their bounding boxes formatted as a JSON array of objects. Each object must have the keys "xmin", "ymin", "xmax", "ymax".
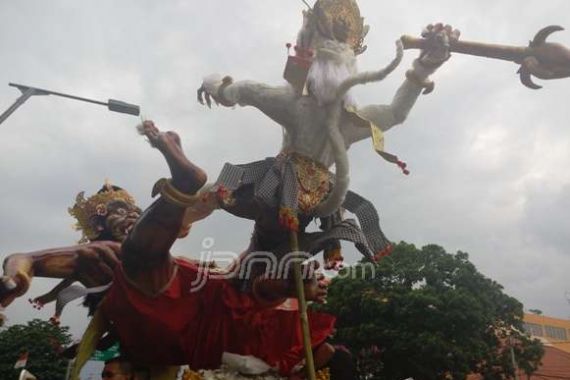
[
  {"xmin": 352, "ymin": 24, "xmax": 461, "ymax": 141},
  {"xmin": 198, "ymin": 75, "xmax": 298, "ymax": 129},
  {"xmin": 0, "ymin": 122, "xmax": 199, "ymax": 308},
  {"xmin": 1, "ymin": 242, "xmax": 121, "ymax": 307},
  {"xmin": 356, "ymin": 62, "xmax": 432, "ymax": 133}
]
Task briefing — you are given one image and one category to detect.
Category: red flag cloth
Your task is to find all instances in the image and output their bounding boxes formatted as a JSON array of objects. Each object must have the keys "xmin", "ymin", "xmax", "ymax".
[
  {"xmin": 102, "ymin": 258, "xmax": 335, "ymax": 375},
  {"xmin": 13, "ymin": 351, "xmax": 28, "ymax": 369}
]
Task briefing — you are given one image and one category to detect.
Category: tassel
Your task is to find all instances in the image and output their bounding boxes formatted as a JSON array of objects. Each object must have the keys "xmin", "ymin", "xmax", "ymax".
[{"xmin": 396, "ymin": 160, "xmax": 410, "ymax": 176}]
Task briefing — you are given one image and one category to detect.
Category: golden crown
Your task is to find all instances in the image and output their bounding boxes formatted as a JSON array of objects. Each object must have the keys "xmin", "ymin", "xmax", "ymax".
[
  {"xmin": 68, "ymin": 182, "xmax": 137, "ymax": 242},
  {"xmin": 313, "ymin": 0, "xmax": 368, "ymax": 55}
]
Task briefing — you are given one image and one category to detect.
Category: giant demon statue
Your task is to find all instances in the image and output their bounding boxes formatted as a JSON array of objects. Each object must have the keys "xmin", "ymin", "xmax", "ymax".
[{"xmin": 196, "ymin": 0, "xmax": 460, "ymax": 271}]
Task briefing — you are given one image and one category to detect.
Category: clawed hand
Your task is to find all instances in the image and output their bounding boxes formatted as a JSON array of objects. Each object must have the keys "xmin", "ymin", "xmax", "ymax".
[
  {"xmin": 419, "ymin": 23, "xmax": 461, "ymax": 67},
  {"xmin": 0, "ymin": 275, "xmax": 22, "ymax": 307},
  {"xmin": 197, "ymin": 84, "xmax": 218, "ymax": 108},
  {"xmin": 197, "ymin": 75, "xmax": 234, "ymax": 108}
]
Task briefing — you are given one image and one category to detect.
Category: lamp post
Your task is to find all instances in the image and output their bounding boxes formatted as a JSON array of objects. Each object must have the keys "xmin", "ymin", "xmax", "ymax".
[{"xmin": 0, "ymin": 83, "xmax": 140, "ymax": 126}]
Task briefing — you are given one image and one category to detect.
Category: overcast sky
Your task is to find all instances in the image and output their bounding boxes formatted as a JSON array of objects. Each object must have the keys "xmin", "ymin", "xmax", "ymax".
[{"xmin": 0, "ymin": 0, "xmax": 569, "ymax": 337}]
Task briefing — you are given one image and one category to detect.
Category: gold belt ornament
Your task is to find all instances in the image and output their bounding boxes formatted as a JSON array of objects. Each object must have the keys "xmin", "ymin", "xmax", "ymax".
[{"xmin": 291, "ymin": 153, "xmax": 332, "ymax": 213}]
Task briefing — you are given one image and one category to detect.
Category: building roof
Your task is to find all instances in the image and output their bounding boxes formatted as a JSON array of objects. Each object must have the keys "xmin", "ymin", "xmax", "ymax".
[{"xmin": 526, "ymin": 346, "xmax": 570, "ymax": 380}]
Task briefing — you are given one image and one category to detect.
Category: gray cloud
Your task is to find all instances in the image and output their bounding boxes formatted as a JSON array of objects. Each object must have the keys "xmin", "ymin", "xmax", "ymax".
[{"xmin": 1, "ymin": 0, "xmax": 570, "ymax": 336}]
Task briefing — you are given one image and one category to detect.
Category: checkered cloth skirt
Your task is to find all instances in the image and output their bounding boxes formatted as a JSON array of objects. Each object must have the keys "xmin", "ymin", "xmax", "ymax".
[{"xmin": 214, "ymin": 155, "xmax": 391, "ymax": 260}]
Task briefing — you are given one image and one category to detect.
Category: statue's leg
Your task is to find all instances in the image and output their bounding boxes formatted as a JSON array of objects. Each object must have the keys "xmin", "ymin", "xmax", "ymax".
[
  {"xmin": 122, "ymin": 122, "xmax": 206, "ymax": 288},
  {"xmin": 343, "ymin": 190, "xmax": 392, "ymax": 258}
]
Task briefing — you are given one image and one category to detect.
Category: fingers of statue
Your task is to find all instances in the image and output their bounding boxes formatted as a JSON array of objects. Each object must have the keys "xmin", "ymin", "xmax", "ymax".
[
  {"xmin": 419, "ymin": 23, "xmax": 461, "ymax": 67},
  {"xmin": 197, "ymin": 85, "xmax": 205, "ymax": 105},
  {"xmin": 30, "ymin": 296, "xmax": 45, "ymax": 309},
  {"xmin": 449, "ymin": 26, "xmax": 461, "ymax": 43},
  {"xmin": 1, "ymin": 273, "xmax": 29, "ymax": 307},
  {"xmin": 137, "ymin": 120, "xmax": 162, "ymax": 147},
  {"xmin": 137, "ymin": 121, "xmax": 185, "ymax": 156},
  {"xmin": 197, "ymin": 85, "xmax": 212, "ymax": 108},
  {"xmin": 0, "ymin": 276, "xmax": 19, "ymax": 306},
  {"xmin": 197, "ymin": 84, "xmax": 220, "ymax": 108},
  {"xmin": 0, "ymin": 276, "xmax": 17, "ymax": 292},
  {"xmin": 422, "ymin": 23, "xmax": 459, "ymax": 39},
  {"xmin": 142, "ymin": 120, "xmax": 159, "ymax": 136}
]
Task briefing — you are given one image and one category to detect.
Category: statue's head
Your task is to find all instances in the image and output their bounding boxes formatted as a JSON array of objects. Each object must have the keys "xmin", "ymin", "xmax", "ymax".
[
  {"xmin": 285, "ymin": 0, "xmax": 368, "ymax": 103},
  {"xmin": 68, "ymin": 182, "xmax": 141, "ymax": 243},
  {"xmin": 298, "ymin": 0, "xmax": 368, "ymax": 55}
]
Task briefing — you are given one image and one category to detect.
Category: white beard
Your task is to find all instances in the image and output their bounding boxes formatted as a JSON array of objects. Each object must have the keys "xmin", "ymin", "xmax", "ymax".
[{"xmin": 306, "ymin": 40, "xmax": 358, "ymax": 107}]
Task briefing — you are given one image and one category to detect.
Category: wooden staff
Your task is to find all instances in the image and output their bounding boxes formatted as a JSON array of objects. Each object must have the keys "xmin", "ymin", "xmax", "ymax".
[{"xmin": 401, "ymin": 25, "xmax": 570, "ymax": 89}]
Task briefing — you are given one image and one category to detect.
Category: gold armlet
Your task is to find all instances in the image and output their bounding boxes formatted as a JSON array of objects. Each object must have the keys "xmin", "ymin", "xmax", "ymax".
[
  {"xmin": 152, "ymin": 178, "xmax": 200, "ymax": 208},
  {"xmin": 217, "ymin": 76, "xmax": 236, "ymax": 107},
  {"xmin": 406, "ymin": 69, "xmax": 435, "ymax": 95},
  {"xmin": 14, "ymin": 270, "xmax": 32, "ymax": 295}
]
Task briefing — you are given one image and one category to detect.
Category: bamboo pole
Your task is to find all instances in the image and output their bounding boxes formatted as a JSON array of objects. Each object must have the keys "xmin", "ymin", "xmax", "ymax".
[{"xmin": 290, "ymin": 230, "xmax": 317, "ymax": 380}]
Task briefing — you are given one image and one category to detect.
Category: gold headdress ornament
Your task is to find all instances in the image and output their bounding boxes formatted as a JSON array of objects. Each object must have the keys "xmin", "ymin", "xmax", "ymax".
[
  {"xmin": 68, "ymin": 181, "xmax": 137, "ymax": 242},
  {"xmin": 313, "ymin": 0, "xmax": 368, "ymax": 55}
]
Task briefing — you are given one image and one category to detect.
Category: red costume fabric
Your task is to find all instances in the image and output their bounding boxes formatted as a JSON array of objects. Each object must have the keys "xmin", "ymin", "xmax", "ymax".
[{"xmin": 102, "ymin": 258, "xmax": 335, "ymax": 375}]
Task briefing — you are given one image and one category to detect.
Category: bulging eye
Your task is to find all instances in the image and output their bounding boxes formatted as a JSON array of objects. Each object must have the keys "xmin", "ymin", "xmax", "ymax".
[{"xmin": 116, "ymin": 208, "xmax": 127, "ymax": 215}]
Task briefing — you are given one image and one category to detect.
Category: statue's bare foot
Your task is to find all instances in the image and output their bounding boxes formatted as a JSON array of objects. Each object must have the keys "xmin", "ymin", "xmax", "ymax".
[
  {"xmin": 138, "ymin": 120, "xmax": 207, "ymax": 193},
  {"xmin": 139, "ymin": 120, "xmax": 181, "ymax": 151}
]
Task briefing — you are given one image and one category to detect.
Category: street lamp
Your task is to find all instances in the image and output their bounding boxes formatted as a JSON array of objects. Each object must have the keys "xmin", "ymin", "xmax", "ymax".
[{"xmin": 0, "ymin": 83, "xmax": 140, "ymax": 126}]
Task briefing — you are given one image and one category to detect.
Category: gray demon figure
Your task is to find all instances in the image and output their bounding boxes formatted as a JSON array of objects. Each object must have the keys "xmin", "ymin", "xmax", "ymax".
[{"xmin": 195, "ymin": 0, "xmax": 460, "ymax": 272}]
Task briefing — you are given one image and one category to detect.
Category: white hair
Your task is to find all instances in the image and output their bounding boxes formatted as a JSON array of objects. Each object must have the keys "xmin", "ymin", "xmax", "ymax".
[{"xmin": 306, "ymin": 40, "xmax": 358, "ymax": 107}]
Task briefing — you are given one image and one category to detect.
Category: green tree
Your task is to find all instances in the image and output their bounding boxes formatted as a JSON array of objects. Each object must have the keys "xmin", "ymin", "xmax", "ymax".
[
  {"xmin": 320, "ymin": 242, "xmax": 544, "ymax": 380},
  {"xmin": 0, "ymin": 319, "xmax": 72, "ymax": 380}
]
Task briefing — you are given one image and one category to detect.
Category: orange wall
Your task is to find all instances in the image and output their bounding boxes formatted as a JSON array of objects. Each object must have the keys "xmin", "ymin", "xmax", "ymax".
[{"xmin": 524, "ymin": 313, "xmax": 570, "ymax": 353}]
